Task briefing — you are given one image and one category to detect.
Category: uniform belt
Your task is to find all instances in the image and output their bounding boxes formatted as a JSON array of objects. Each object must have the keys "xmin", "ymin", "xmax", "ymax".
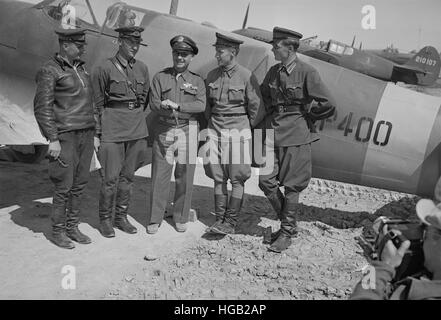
[
  {"xmin": 107, "ymin": 101, "xmax": 140, "ymax": 110},
  {"xmin": 158, "ymin": 115, "xmax": 193, "ymax": 125},
  {"xmin": 273, "ymin": 104, "xmax": 303, "ymax": 113},
  {"xmin": 211, "ymin": 113, "xmax": 247, "ymax": 117}
]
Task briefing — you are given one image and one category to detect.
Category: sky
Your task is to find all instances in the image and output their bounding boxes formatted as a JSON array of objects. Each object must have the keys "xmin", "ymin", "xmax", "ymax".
[{"xmin": 24, "ymin": 0, "xmax": 441, "ymax": 52}]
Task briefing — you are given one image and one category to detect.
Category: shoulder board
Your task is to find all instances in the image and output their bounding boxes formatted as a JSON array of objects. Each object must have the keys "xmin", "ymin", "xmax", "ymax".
[
  {"xmin": 161, "ymin": 67, "xmax": 174, "ymax": 73},
  {"xmin": 188, "ymin": 69, "xmax": 202, "ymax": 77}
]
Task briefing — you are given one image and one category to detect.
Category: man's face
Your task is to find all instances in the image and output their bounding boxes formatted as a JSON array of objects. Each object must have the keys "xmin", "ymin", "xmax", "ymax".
[
  {"xmin": 119, "ymin": 37, "xmax": 140, "ymax": 60},
  {"xmin": 63, "ymin": 42, "xmax": 85, "ymax": 61},
  {"xmin": 272, "ymin": 40, "xmax": 290, "ymax": 61},
  {"xmin": 423, "ymin": 226, "xmax": 441, "ymax": 275},
  {"xmin": 172, "ymin": 50, "xmax": 194, "ymax": 72},
  {"xmin": 215, "ymin": 46, "xmax": 235, "ymax": 67}
]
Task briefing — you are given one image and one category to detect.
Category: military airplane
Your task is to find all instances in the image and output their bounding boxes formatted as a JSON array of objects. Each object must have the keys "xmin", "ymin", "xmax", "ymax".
[
  {"xmin": 233, "ymin": 27, "xmax": 441, "ymax": 87},
  {"xmin": 1, "ymin": 0, "xmax": 441, "ymax": 198}
]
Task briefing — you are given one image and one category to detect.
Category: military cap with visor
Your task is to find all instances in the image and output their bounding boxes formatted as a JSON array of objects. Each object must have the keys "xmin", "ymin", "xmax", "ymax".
[
  {"xmin": 115, "ymin": 26, "xmax": 144, "ymax": 42},
  {"xmin": 55, "ymin": 28, "xmax": 87, "ymax": 44},
  {"xmin": 214, "ymin": 32, "xmax": 243, "ymax": 49},
  {"xmin": 271, "ymin": 26, "xmax": 303, "ymax": 43},
  {"xmin": 170, "ymin": 35, "xmax": 198, "ymax": 55}
]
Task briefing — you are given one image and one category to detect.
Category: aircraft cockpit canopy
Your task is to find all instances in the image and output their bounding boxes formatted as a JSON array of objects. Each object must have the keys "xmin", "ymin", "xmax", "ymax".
[
  {"xmin": 34, "ymin": 1, "xmax": 147, "ymax": 32},
  {"xmin": 327, "ymin": 40, "xmax": 354, "ymax": 56},
  {"xmin": 36, "ymin": 0, "xmax": 99, "ymax": 29}
]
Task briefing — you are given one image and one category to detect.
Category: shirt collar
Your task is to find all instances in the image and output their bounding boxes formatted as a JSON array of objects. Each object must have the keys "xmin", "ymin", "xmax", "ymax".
[
  {"xmin": 116, "ymin": 53, "xmax": 136, "ymax": 68},
  {"xmin": 278, "ymin": 55, "xmax": 297, "ymax": 75},
  {"xmin": 54, "ymin": 53, "xmax": 84, "ymax": 70},
  {"xmin": 222, "ymin": 62, "xmax": 239, "ymax": 78},
  {"xmin": 172, "ymin": 67, "xmax": 191, "ymax": 82}
]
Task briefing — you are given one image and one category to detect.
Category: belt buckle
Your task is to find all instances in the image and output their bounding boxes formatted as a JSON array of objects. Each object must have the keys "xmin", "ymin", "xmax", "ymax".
[
  {"xmin": 278, "ymin": 105, "xmax": 286, "ymax": 113},
  {"xmin": 128, "ymin": 102, "xmax": 135, "ymax": 110}
]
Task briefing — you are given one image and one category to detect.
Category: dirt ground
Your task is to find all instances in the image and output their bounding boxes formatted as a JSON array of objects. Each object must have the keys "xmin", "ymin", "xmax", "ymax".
[{"xmin": 0, "ymin": 159, "xmax": 420, "ymax": 300}]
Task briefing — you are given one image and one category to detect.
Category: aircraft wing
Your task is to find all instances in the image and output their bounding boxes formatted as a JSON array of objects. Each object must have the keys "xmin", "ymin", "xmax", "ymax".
[{"xmin": 0, "ymin": 97, "xmax": 46, "ymax": 145}]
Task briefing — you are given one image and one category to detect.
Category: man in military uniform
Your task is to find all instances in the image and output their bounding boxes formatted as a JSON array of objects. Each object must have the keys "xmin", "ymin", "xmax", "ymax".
[
  {"xmin": 259, "ymin": 27, "xmax": 333, "ymax": 253},
  {"xmin": 148, "ymin": 35, "xmax": 206, "ymax": 234},
  {"xmin": 204, "ymin": 32, "xmax": 265, "ymax": 235},
  {"xmin": 92, "ymin": 26, "xmax": 150, "ymax": 237},
  {"xmin": 34, "ymin": 28, "xmax": 95, "ymax": 249}
]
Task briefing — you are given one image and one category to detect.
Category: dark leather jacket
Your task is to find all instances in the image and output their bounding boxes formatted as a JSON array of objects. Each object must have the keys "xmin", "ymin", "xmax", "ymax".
[{"xmin": 34, "ymin": 54, "xmax": 95, "ymax": 142}]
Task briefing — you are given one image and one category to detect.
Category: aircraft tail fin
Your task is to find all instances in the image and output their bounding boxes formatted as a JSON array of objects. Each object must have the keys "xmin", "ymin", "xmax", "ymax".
[{"xmin": 404, "ymin": 46, "xmax": 441, "ymax": 86}]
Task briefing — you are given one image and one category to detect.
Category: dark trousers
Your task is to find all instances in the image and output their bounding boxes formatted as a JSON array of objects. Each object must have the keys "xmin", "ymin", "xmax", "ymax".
[
  {"xmin": 258, "ymin": 144, "xmax": 312, "ymax": 235},
  {"xmin": 148, "ymin": 121, "xmax": 197, "ymax": 225},
  {"xmin": 98, "ymin": 138, "xmax": 147, "ymax": 220},
  {"xmin": 49, "ymin": 128, "xmax": 94, "ymax": 232}
]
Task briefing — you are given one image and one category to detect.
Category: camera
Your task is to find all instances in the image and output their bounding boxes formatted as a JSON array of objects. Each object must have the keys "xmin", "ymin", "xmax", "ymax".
[{"xmin": 372, "ymin": 217, "xmax": 426, "ymax": 281}]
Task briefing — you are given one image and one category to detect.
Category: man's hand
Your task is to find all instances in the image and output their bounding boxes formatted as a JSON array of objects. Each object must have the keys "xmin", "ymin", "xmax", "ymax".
[
  {"xmin": 94, "ymin": 136, "xmax": 100, "ymax": 153},
  {"xmin": 167, "ymin": 101, "xmax": 179, "ymax": 111},
  {"xmin": 381, "ymin": 226, "xmax": 411, "ymax": 269},
  {"xmin": 160, "ymin": 99, "xmax": 171, "ymax": 110},
  {"xmin": 48, "ymin": 140, "xmax": 61, "ymax": 159},
  {"xmin": 160, "ymin": 99, "xmax": 179, "ymax": 111}
]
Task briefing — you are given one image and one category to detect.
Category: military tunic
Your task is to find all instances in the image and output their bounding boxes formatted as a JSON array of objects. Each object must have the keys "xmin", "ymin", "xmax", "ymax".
[
  {"xmin": 204, "ymin": 62, "xmax": 264, "ymax": 199},
  {"xmin": 260, "ymin": 56, "xmax": 331, "ymax": 147},
  {"xmin": 93, "ymin": 54, "xmax": 149, "ymax": 142},
  {"xmin": 258, "ymin": 56, "xmax": 332, "ymax": 235},
  {"xmin": 148, "ymin": 67, "xmax": 206, "ymax": 225},
  {"xmin": 92, "ymin": 53, "xmax": 150, "ymax": 221}
]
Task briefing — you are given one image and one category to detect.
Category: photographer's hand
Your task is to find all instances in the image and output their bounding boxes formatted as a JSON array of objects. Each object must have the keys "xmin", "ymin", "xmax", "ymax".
[{"xmin": 381, "ymin": 226, "xmax": 411, "ymax": 268}]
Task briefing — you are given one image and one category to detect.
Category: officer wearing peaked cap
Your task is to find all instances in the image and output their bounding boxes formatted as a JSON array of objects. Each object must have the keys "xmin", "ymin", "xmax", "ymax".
[
  {"xmin": 259, "ymin": 26, "xmax": 334, "ymax": 253},
  {"xmin": 203, "ymin": 32, "xmax": 265, "ymax": 235},
  {"xmin": 34, "ymin": 28, "xmax": 95, "ymax": 249},
  {"xmin": 92, "ymin": 25, "xmax": 150, "ymax": 238},
  {"xmin": 170, "ymin": 35, "xmax": 199, "ymax": 54},
  {"xmin": 147, "ymin": 35, "xmax": 206, "ymax": 234}
]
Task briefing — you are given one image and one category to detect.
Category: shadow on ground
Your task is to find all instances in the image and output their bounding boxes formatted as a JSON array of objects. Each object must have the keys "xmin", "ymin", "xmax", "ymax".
[{"xmin": 1, "ymin": 161, "xmax": 420, "ymax": 247}]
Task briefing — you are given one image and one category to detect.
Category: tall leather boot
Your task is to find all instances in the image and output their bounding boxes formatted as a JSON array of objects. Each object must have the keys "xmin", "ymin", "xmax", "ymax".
[
  {"xmin": 99, "ymin": 186, "xmax": 115, "ymax": 238},
  {"xmin": 211, "ymin": 197, "xmax": 242, "ymax": 235},
  {"xmin": 269, "ymin": 200, "xmax": 299, "ymax": 253},
  {"xmin": 66, "ymin": 195, "xmax": 91, "ymax": 244},
  {"xmin": 114, "ymin": 188, "xmax": 137, "ymax": 234},
  {"xmin": 266, "ymin": 190, "xmax": 285, "ymax": 243},
  {"xmin": 206, "ymin": 194, "xmax": 228, "ymax": 233},
  {"xmin": 51, "ymin": 205, "xmax": 75, "ymax": 249}
]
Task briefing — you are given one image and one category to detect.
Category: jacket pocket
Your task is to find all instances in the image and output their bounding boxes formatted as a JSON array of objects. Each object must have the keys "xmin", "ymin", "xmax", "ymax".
[
  {"xmin": 109, "ymin": 80, "xmax": 126, "ymax": 95},
  {"xmin": 161, "ymin": 86, "xmax": 172, "ymax": 100},
  {"xmin": 135, "ymin": 78, "xmax": 145, "ymax": 94},
  {"xmin": 182, "ymin": 86, "xmax": 197, "ymax": 96},
  {"xmin": 285, "ymin": 82, "xmax": 304, "ymax": 100},
  {"xmin": 208, "ymin": 82, "xmax": 219, "ymax": 100},
  {"xmin": 268, "ymin": 83, "xmax": 279, "ymax": 99},
  {"xmin": 228, "ymin": 85, "xmax": 245, "ymax": 103}
]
